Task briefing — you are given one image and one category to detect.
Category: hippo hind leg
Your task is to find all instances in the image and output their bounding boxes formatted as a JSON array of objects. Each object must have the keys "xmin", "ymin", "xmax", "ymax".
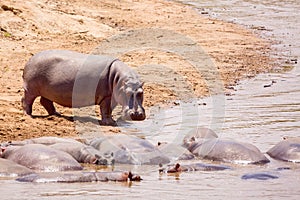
[{"xmin": 40, "ymin": 97, "xmax": 59, "ymax": 116}]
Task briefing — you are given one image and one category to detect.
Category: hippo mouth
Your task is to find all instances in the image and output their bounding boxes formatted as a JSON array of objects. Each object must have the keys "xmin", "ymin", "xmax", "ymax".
[
  {"xmin": 123, "ymin": 109, "xmax": 146, "ymax": 121},
  {"xmin": 129, "ymin": 111, "xmax": 146, "ymax": 121}
]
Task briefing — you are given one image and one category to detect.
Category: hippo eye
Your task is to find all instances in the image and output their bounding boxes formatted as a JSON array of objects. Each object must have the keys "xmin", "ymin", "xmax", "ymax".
[
  {"xmin": 125, "ymin": 87, "xmax": 132, "ymax": 93},
  {"xmin": 115, "ymin": 75, "xmax": 120, "ymax": 83},
  {"xmin": 125, "ymin": 88, "xmax": 133, "ymax": 96}
]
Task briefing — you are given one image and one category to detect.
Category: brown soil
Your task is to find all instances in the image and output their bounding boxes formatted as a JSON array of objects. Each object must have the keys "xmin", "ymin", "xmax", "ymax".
[{"xmin": 0, "ymin": 0, "xmax": 273, "ymax": 142}]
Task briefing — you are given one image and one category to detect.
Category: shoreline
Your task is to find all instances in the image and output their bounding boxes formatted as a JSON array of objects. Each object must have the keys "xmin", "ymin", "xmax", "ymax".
[{"xmin": 0, "ymin": 0, "xmax": 274, "ymax": 142}]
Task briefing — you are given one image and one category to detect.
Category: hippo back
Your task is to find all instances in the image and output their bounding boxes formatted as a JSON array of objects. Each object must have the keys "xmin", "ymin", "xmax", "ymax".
[
  {"xmin": 0, "ymin": 158, "xmax": 34, "ymax": 177},
  {"xmin": 23, "ymin": 50, "xmax": 117, "ymax": 107},
  {"xmin": 8, "ymin": 136, "xmax": 83, "ymax": 146},
  {"xmin": 267, "ymin": 139, "xmax": 300, "ymax": 162},
  {"xmin": 193, "ymin": 139, "xmax": 270, "ymax": 164},
  {"xmin": 50, "ymin": 142, "xmax": 114, "ymax": 165},
  {"xmin": 2, "ymin": 144, "xmax": 83, "ymax": 171},
  {"xmin": 157, "ymin": 143, "xmax": 195, "ymax": 161}
]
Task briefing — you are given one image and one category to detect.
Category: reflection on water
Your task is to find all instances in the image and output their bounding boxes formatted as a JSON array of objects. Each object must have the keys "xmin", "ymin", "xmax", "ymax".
[
  {"xmin": 2, "ymin": 0, "xmax": 300, "ymax": 199},
  {"xmin": 178, "ymin": 0, "xmax": 300, "ymax": 63}
]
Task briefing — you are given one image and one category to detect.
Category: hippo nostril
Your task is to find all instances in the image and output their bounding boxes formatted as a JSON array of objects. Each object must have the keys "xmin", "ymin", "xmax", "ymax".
[
  {"xmin": 139, "ymin": 112, "xmax": 145, "ymax": 119},
  {"xmin": 137, "ymin": 112, "xmax": 146, "ymax": 120},
  {"xmin": 130, "ymin": 112, "xmax": 135, "ymax": 117}
]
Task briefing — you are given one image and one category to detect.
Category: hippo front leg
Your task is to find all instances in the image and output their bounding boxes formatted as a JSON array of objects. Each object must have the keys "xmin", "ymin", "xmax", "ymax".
[
  {"xmin": 100, "ymin": 97, "xmax": 116, "ymax": 126},
  {"xmin": 21, "ymin": 91, "xmax": 37, "ymax": 116}
]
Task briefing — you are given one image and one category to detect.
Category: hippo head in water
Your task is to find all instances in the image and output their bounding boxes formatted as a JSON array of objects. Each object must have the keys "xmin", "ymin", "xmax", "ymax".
[
  {"xmin": 183, "ymin": 127, "xmax": 218, "ymax": 151},
  {"xmin": 114, "ymin": 80, "xmax": 146, "ymax": 121}
]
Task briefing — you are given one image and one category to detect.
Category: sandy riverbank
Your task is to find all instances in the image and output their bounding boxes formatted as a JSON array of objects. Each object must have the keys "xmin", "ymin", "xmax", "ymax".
[{"xmin": 0, "ymin": 0, "xmax": 273, "ymax": 142}]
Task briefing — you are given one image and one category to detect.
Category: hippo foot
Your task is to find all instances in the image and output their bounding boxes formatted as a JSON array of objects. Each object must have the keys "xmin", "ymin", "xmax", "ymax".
[
  {"xmin": 99, "ymin": 118, "xmax": 117, "ymax": 126},
  {"xmin": 52, "ymin": 111, "xmax": 62, "ymax": 117},
  {"xmin": 30, "ymin": 111, "xmax": 62, "ymax": 119},
  {"xmin": 45, "ymin": 111, "xmax": 61, "ymax": 117}
]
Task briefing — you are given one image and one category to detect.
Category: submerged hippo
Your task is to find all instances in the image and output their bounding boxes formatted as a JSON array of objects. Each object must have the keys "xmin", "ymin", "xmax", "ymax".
[
  {"xmin": 21, "ymin": 50, "xmax": 146, "ymax": 125},
  {"xmin": 183, "ymin": 127, "xmax": 218, "ymax": 149},
  {"xmin": 17, "ymin": 171, "xmax": 141, "ymax": 183},
  {"xmin": 1, "ymin": 144, "xmax": 83, "ymax": 171},
  {"xmin": 89, "ymin": 134, "xmax": 170, "ymax": 165},
  {"xmin": 0, "ymin": 158, "xmax": 34, "ymax": 177},
  {"xmin": 162, "ymin": 162, "xmax": 231, "ymax": 173},
  {"xmin": 184, "ymin": 128, "xmax": 269, "ymax": 164},
  {"xmin": 241, "ymin": 172, "xmax": 279, "ymax": 180},
  {"xmin": 267, "ymin": 137, "xmax": 300, "ymax": 162}
]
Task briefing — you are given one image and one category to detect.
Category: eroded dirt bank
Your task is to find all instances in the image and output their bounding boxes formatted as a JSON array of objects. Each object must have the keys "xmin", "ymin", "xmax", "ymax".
[{"xmin": 0, "ymin": 0, "xmax": 273, "ymax": 142}]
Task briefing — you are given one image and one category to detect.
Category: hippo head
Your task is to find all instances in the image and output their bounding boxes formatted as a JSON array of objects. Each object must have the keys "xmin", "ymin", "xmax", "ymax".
[
  {"xmin": 183, "ymin": 127, "xmax": 218, "ymax": 150},
  {"xmin": 117, "ymin": 81, "xmax": 146, "ymax": 121},
  {"xmin": 127, "ymin": 171, "xmax": 142, "ymax": 181}
]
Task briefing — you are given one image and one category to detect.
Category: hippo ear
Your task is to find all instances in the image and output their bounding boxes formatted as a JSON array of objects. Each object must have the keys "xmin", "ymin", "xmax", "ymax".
[
  {"xmin": 191, "ymin": 136, "xmax": 195, "ymax": 142},
  {"xmin": 175, "ymin": 163, "xmax": 181, "ymax": 171}
]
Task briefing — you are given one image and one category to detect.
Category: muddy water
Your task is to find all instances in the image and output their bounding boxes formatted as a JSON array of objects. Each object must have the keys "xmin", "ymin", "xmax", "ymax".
[{"xmin": 2, "ymin": 1, "xmax": 300, "ymax": 199}]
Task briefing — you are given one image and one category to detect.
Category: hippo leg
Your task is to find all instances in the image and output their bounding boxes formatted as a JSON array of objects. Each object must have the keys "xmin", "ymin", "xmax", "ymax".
[
  {"xmin": 40, "ymin": 97, "xmax": 59, "ymax": 116},
  {"xmin": 21, "ymin": 92, "xmax": 37, "ymax": 115},
  {"xmin": 100, "ymin": 97, "xmax": 116, "ymax": 126}
]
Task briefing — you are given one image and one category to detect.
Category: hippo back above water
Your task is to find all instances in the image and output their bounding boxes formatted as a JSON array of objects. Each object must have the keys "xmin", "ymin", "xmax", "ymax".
[
  {"xmin": 22, "ymin": 50, "xmax": 146, "ymax": 125},
  {"xmin": 184, "ymin": 128, "xmax": 269, "ymax": 165},
  {"xmin": 267, "ymin": 137, "xmax": 300, "ymax": 162},
  {"xmin": 2, "ymin": 144, "xmax": 83, "ymax": 171}
]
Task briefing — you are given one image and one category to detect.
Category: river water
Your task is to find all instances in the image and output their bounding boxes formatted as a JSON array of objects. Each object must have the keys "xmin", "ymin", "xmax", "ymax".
[{"xmin": 2, "ymin": 0, "xmax": 300, "ymax": 199}]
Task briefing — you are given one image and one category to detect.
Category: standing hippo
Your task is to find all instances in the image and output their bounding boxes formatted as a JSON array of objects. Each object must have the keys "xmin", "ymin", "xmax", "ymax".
[
  {"xmin": 267, "ymin": 137, "xmax": 300, "ymax": 162},
  {"xmin": 1, "ymin": 144, "xmax": 83, "ymax": 171},
  {"xmin": 22, "ymin": 50, "xmax": 146, "ymax": 125},
  {"xmin": 184, "ymin": 128, "xmax": 269, "ymax": 164}
]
